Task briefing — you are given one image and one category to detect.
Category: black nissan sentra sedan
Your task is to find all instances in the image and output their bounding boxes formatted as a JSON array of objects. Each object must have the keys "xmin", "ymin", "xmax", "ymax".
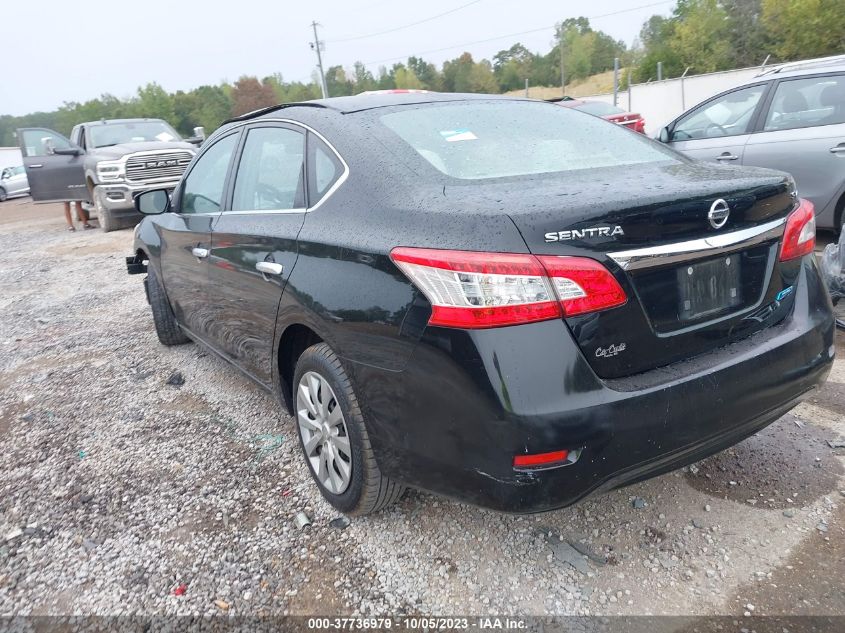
[{"xmin": 128, "ymin": 92, "xmax": 835, "ymax": 515}]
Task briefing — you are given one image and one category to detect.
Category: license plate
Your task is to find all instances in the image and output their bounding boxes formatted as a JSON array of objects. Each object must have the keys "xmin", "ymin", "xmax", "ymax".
[{"xmin": 677, "ymin": 254, "xmax": 742, "ymax": 321}]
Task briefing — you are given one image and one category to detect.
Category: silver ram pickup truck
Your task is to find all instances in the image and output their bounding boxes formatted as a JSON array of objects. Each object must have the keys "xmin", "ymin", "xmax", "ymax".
[{"xmin": 17, "ymin": 119, "xmax": 201, "ymax": 231}]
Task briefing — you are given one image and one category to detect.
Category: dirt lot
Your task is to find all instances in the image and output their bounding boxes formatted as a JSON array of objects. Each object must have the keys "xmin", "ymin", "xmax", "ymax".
[{"xmin": 0, "ymin": 197, "xmax": 843, "ymax": 617}]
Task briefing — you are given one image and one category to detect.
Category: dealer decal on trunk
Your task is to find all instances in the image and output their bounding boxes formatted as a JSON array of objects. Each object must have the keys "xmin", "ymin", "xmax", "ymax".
[{"xmin": 595, "ymin": 342, "xmax": 627, "ymax": 358}]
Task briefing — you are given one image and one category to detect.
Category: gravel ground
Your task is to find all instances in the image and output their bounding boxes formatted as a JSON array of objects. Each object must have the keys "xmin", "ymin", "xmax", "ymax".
[{"xmin": 0, "ymin": 198, "xmax": 843, "ymax": 617}]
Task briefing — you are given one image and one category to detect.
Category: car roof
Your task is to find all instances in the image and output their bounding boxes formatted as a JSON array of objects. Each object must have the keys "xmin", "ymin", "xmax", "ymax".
[
  {"xmin": 750, "ymin": 54, "xmax": 845, "ymax": 83},
  {"xmin": 226, "ymin": 91, "xmax": 527, "ymax": 124},
  {"xmin": 78, "ymin": 118, "xmax": 168, "ymax": 127}
]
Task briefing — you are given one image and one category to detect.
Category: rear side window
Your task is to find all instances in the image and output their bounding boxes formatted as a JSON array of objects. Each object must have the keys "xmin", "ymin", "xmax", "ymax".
[
  {"xmin": 379, "ymin": 101, "xmax": 670, "ymax": 180},
  {"xmin": 307, "ymin": 135, "xmax": 343, "ymax": 204},
  {"xmin": 232, "ymin": 126, "xmax": 305, "ymax": 211},
  {"xmin": 763, "ymin": 75, "xmax": 845, "ymax": 131}
]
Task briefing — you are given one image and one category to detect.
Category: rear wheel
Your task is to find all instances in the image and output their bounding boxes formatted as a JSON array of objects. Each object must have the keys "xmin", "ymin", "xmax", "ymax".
[
  {"xmin": 293, "ymin": 343, "xmax": 404, "ymax": 515},
  {"xmin": 146, "ymin": 265, "xmax": 190, "ymax": 346}
]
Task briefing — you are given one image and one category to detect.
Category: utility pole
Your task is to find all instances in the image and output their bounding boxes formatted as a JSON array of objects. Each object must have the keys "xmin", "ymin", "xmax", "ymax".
[
  {"xmin": 559, "ymin": 29, "xmax": 566, "ymax": 97},
  {"xmin": 310, "ymin": 21, "xmax": 329, "ymax": 99},
  {"xmin": 612, "ymin": 57, "xmax": 619, "ymax": 106}
]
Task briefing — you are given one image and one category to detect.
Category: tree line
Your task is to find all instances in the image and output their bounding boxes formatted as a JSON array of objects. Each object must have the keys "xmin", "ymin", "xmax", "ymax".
[{"xmin": 1, "ymin": 0, "xmax": 842, "ymax": 146}]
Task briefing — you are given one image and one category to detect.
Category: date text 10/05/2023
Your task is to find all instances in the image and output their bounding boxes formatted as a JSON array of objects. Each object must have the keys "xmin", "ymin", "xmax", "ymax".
[{"xmin": 306, "ymin": 617, "xmax": 527, "ymax": 630}]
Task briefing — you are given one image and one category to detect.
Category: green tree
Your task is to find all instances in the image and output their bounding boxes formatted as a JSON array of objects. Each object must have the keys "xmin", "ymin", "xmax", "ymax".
[
  {"xmin": 132, "ymin": 83, "xmax": 176, "ymax": 121},
  {"xmin": 393, "ymin": 66, "xmax": 424, "ymax": 89},
  {"xmin": 352, "ymin": 62, "xmax": 377, "ymax": 93},
  {"xmin": 762, "ymin": 0, "xmax": 845, "ymax": 60},
  {"xmin": 671, "ymin": 0, "xmax": 733, "ymax": 73},
  {"xmin": 407, "ymin": 56, "xmax": 441, "ymax": 90},
  {"xmin": 493, "ymin": 43, "xmax": 535, "ymax": 91},
  {"xmin": 325, "ymin": 66, "xmax": 354, "ymax": 97}
]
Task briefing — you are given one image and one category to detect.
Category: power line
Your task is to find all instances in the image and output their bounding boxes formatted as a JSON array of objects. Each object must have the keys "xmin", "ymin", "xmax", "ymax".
[
  {"xmin": 360, "ymin": 0, "xmax": 674, "ymax": 66},
  {"xmin": 327, "ymin": 0, "xmax": 484, "ymax": 44}
]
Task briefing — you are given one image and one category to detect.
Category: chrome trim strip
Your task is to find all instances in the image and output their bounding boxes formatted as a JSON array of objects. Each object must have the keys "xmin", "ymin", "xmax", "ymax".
[
  {"xmin": 608, "ymin": 217, "xmax": 787, "ymax": 271},
  {"xmin": 218, "ymin": 208, "xmax": 306, "ymax": 216},
  {"xmin": 209, "ymin": 117, "xmax": 350, "ymax": 214}
]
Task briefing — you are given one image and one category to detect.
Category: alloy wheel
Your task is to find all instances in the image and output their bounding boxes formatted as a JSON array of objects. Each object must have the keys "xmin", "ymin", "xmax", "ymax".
[{"xmin": 296, "ymin": 371, "xmax": 352, "ymax": 494}]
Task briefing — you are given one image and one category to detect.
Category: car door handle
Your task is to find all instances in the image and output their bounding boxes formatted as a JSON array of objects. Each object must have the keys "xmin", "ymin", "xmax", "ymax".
[
  {"xmin": 29, "ymin": 164, "xmax": 43, "ymax": 168},
  {"xmin": 829, "ymin": 145, "xmax": 845, "ymax": 154},
  {"xmin": 192, "ymin": 247, "xmax": 209, "ymax": 259},
  {"xmin": 255, "ymin": 261, "xmax": 284, "ymax": 276},
  {"xmin": 716, "ymin": 153, "xmax": 739, "ymax": 161}
]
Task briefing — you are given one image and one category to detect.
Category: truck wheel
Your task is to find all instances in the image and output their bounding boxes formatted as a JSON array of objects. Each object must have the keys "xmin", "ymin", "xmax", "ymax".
[
  {"xmin": 0, "ymin": 187, "xmax": 7, "ymax": 202},
  {"xmin": 95, "ymin": 190, "xmax": 115, "ymax": 233},
  {"xmin": 147, "ymin": 265, "xmax": 190, "ymax": 346},
  {"xmin": 293, "ymin": 342, "xmax": 405, "ymax": 515}
]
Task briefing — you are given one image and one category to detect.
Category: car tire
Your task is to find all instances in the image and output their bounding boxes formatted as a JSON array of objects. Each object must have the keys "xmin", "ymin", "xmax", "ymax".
[
  {"xmin": 0, "ymin": 187, "xmax": 7, "ymax": 202},
  {"xmin": 95, "ymin": 189, "xmax": 115, "ymax": 233},
  {"xmin": 146, "ymin": 265, "xmax": 191, "ymax": 346},
  {"xmin": 293, "ymin": 342, "xmax": 404, "ymax": 515}
]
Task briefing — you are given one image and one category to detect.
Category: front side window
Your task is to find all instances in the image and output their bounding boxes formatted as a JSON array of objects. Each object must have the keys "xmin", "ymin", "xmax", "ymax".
[
  {"xmin": 232, "ymin": 126, "xmax": 305, "ymax": 211},
  {"xmin": 180, "ymin": 133, "xmax": 238, "ymax": 215},
  {"xmin": 20, "ymin": 129, "xmax": 73, "ymax": 157},
  {"xmin": 672, "ymin": 84, "xmax": 766, "ymax": 141},
  {"xmin": 378, "ymin": 100, "xmax": 671, "ymax": 180},
  {"xmin": 763, "ymin": 75, "xmax": 845, "ymax": 131}
]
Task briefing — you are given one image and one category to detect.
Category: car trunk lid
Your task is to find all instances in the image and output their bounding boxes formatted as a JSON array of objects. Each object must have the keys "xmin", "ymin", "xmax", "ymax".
[{"xmin": 444, "ymin": 161, "xmax": 797, "ymax": 378}]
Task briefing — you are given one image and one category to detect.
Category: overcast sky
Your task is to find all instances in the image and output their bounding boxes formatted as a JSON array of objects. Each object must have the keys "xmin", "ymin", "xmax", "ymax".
[{"xmin": 0, "ymin": 0, "xmax": 674, "ymax": 116}]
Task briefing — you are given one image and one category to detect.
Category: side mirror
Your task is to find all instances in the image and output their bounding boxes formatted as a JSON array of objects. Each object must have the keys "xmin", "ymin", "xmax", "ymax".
[
  {"xmin": 135, "ymin": 189, "xmax": 170, "ymax": 215},
  {"xmin": 657, "ymin": 126, "xmax": 671, "ymax": 143},
  {"xmin": 53, "ymin": 146, "xmax": 83, "ymax": 156}
]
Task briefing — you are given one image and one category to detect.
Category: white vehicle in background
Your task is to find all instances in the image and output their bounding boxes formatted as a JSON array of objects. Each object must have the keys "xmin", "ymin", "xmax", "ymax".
[{"xmin": 0, "ymin": 165, "xmax": 30, "ymax": 201}]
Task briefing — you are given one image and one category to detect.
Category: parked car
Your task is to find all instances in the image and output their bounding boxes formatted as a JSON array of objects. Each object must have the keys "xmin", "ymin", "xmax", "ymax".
[
  {"xmin": 16, "ymin": 119, "xmax": 200, "ymax": 231},
  {"xmin": 0, "ymin": 165, "xmax": 30, "ymax": 201},
  {"xmin": 128, "ymin": 93, "xmax": 834, "ymax": 515},
  {"xmin": 558, "ymin": 98, "xmax": 646, "ymax": 133},
  {"xmin": 657, "ymin": 55, "xmax": 845, "ymax": 231}
]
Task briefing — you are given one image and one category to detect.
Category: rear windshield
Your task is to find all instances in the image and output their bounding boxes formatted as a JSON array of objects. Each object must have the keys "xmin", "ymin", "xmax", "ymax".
[
  {"xmin": 379, "ymin": 100, "xmax": 669, "ymax": 180},
  {"xmin": 573, "ymin": 101, "xmax": 626, "ymax": 117}
]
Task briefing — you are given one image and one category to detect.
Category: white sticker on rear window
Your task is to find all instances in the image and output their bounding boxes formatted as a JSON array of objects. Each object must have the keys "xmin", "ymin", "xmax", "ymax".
[{"xmin": 440, "ymin": 129, "xmax": 477, "ymax": 142}]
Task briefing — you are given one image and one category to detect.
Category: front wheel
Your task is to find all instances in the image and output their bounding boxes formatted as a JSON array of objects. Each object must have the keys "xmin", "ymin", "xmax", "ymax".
[
  {"xmin": 293, "ymin": 343, "xmax": 404, "ymax": 515},
  {"xmin": 94, "ymin": 188, "xmax": 115, "ymax": 233},
  {"xmin": 146, "ymin": 265, "xmax": 190, "ymax": 346},
  {"xmin": 0, "ymin": 187, "xmax": 7, "ymax": 202}
]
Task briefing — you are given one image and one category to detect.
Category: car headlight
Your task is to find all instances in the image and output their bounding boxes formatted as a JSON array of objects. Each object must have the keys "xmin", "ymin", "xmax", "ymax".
[{"xmin": 97, "ymin": 161, "xmax": 125, "ymax": 181}]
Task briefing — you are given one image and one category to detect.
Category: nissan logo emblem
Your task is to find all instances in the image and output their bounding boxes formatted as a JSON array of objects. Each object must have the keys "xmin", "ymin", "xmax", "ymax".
[{"xmin": 708, "ymin": 198, "xmax": 730, "ymax": 229}]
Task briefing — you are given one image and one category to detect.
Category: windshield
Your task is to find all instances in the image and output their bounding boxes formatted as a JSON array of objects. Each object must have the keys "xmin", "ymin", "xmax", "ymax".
[
  {"xmin": 573, "ymin": 101, "xmax": 626, "ymax": 117},
  {"xmin": 88, "ymin": 121, "xmax": 181, "ymax": 148},
  {"xmin": 378, "ymin": 100, "xmax": 671, "ymax": 180}
]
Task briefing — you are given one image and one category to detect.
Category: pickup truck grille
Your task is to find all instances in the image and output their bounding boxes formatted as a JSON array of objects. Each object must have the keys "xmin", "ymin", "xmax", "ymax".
[{"xmin": 125, "ymin": 151, "xmax": 193, "ymax": 184}]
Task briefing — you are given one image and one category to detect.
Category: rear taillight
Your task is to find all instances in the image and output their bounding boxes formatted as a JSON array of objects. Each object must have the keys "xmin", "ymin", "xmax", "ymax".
[
  {"xmin": 390, "ymin": 247, "xmax": 627, "ymax": 329},
  {"xmin": 634, "ymin": 118, "xmax": 646, "ymax": 134},
  {"xmin": 780, "ymin": 198, "xmax": 815, "ymax": 261}
]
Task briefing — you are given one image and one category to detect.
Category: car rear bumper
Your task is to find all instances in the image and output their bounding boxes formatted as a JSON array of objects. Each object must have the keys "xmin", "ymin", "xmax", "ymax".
[{"xmin": 349, "ymin": 256, "xmax": 836, "ymax": 512}]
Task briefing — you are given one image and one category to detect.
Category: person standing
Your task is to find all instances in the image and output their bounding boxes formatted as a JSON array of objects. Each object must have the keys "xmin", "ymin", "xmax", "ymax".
[{"xmin": 64, "ymin": 201, "xmax": 93, "ymax": 231}]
